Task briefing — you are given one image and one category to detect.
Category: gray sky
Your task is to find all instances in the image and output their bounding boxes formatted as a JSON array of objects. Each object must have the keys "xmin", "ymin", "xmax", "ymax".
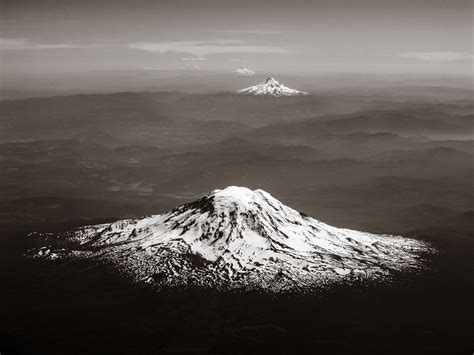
[{"xmin": 1, "ymin": 0, "xmax": 473, "ymax": 76}]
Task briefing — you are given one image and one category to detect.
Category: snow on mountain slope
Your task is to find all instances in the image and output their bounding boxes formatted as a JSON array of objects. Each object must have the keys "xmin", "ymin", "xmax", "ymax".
[
  {"xmin": 233, "ymin": 67, "xmax": 256, "ymax": 76},
  {"xmin": 28, "ymin": 186, "xmax": 431, "ymax": 292},
  {"xmin": 237, "ymin": 77, "xmax": 308, "ymax": 96}
]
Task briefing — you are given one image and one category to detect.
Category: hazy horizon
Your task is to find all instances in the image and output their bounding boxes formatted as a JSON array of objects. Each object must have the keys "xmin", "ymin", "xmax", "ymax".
[{"xmin": 1, "ymin": 0, "xmax": 473, "ymax": 79}]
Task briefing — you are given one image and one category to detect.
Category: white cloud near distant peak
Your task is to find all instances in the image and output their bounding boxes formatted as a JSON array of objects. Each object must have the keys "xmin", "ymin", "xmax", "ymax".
[
  {"xmin": 398, "ymin": 51, "xmax": 474, "ymax": 62},
  {"xmin": 180, "ymin": 63, "xmax": 200, "ymax": 71},
  {"xmin": 129, "ymin": 39, "xmax": 292, "ymax": 56}
]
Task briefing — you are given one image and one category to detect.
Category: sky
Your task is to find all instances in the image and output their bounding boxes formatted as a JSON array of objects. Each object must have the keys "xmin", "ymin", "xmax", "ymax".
[{"xmin": 1, "ymin": 0, "xmax": 473, "ymax": 76}]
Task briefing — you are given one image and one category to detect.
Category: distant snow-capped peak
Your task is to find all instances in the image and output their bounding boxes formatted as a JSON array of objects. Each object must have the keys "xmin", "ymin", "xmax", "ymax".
[
  {"xmin": 28, "ymin": 186, "xmax": 431, "ymax": 293},
  {"xmin": 237, "ymin": 77, "xmax": 308, "ymax": 97},
  {"xmin": 233, "ymin": 67, "xmax": 256, "ymax": 76}
]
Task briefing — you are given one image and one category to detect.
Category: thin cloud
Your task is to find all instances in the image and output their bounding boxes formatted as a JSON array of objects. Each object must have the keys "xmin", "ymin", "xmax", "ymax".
[
  {"xmin": 221, "ymin": 29, "xmax": 281, "ymax": 35},
  {"xmin": 398, "ymin": 51, "xmax": 474, "ymax": 62},
  {"xmin": 129, "ymin": 40, "xmax": 292, "ymax": 55},
  {"xmin": 228, "ymin": 58, "xmax": 248, "ymax": 62},
  {"xmin": 143, "ymin": 66, "xmax": 163, "ymax": 71},
  {"xmin": 182, "ymin": 57, "xmax": 207, "ymax": 61},
  {"xmin": 0, "ymin": 38, "xmax": 88, "ymax": 50}
]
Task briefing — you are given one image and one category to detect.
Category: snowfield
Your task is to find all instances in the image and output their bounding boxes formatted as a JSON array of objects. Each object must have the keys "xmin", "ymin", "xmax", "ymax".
[{"xmin": 28, "ymin": 186, "xmax": 432, "ymax": 292}]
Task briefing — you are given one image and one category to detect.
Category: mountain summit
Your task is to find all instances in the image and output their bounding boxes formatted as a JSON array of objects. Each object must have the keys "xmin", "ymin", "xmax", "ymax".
[
  {"xmin": 30, "ymin": 186, "xmax": 430, "ymax": 292},
  {"xmin": 237, "ymin": 77, "xmax": 309, "ymax": 97}
]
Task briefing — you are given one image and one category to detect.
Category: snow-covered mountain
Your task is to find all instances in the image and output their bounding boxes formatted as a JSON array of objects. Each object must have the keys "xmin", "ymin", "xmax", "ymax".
[
  {"xmin": 237, "ymin": 77, "xmax": 308, "ymax": 97},
  {"xmin": 233, "ymin": 67, "xmax": 256, "ymax": 76},
  {"xmin": 29, "ymin": 186, "xmax": 431, "ymax": 292}
]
